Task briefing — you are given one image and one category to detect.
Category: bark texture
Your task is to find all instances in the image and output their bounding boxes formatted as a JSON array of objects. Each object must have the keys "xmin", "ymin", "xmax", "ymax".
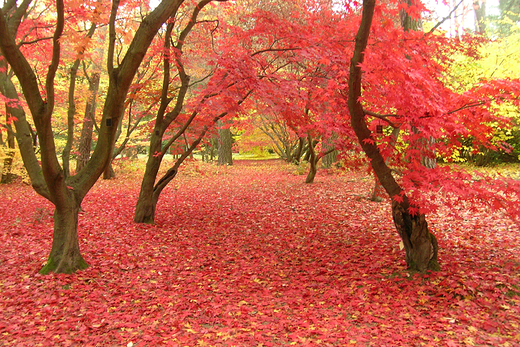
[
  {"xmin": 76, "ymin": 72, "xmax": 100, "ymax": 173},
  {"xmin": 217, "ymin": 121, "xmax": 233, "ymax": 166},
  {"xmin": 39, "ymin": 200, "xmax": 88, "ymax": 274}
]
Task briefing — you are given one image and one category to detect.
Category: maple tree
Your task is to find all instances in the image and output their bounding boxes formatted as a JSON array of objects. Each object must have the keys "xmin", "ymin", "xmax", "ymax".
[
  {"xmin": 217, "ymin": 0, "xmax": 520, "ymax": 271},
  {"xmin": 346, "ymin": 0, "xmax": 520, "ymax": 271},
  {"xmin": 0, "ymin": 0, "xmax": 188, "ymax": 274},
  {"xmin": 133, "ymin": 0, "xmax": 310, "ymax": 223},
  {"xmin": 1, "ymin": 0, "xmax": 519, "ymax": 278},
  {"xmin": 133, "ymin": 0, "xmax": 244, "ymax": 224}
]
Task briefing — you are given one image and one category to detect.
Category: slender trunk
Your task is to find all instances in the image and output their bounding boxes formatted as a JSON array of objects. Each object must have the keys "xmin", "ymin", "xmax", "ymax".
[
  {"xmin": 103, "ymin": 111, "xmax": 124, "ymax": 179},
  {"xmin": 135, "ymin": 123, "xmax": 210, "ymax": 224},
  {"xmin": 292, "ymin": 137, "xmax": 305, "ymax": 163},
  {"xmin": 473, "ymin": 0, "xmax": 486, "ymax": 34},
  {"xmin": 349, "ymin": 0, "xmax": 439, "ymax": 272},
  {"xmin": 1, "ymin": 109, "xmax": 16, "ymax": 183},
  {"xmin": 76, "ymin": 72, "xmax": 100, "ymax": 173},
  {"xmin": 62, "ymin": 60, "xmax": 81, "ymax": 178},
  {"xmin": 305, "ymin": 133, "xmax": 317, "ymax": 184},
  {"xmin": 370, "ymin": 177, "xmax": 386, "ymax": 202},
  {"xmin": 322, "ymin": 148, "xmax": 337, "ymax": 169},
  {"xmin": 371, "ymin": 126, "xmax": 400, "ymax": 201},
  {"xmin": 39, "ymin": 199, "xmax": 88, "ymax": 274},
  {"xmin": 322, "ymin": 133, "xmax": 338, "ymax": 168}
]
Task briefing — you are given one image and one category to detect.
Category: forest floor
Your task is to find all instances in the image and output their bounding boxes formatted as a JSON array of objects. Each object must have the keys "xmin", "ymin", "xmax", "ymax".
[{"xmin": 0, "ymin": 159, "xmax": 519, "ymax": 346}]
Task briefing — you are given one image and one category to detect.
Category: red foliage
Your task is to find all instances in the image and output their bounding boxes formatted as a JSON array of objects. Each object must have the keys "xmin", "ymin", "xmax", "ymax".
[{"xmin": 1, "ymin": 161, "xmax": 519, "ymax": 345}]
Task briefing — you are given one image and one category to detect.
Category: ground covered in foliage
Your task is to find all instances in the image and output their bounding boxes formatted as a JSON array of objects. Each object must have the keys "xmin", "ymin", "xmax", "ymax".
[{"xmin": 0, "ymin": 160, "xmax": 519, "ymax": 346}]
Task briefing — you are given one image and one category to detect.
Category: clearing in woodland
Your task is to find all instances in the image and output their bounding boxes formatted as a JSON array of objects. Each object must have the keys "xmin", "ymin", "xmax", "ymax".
[{"xmin": 0, "ymin": 160, "xmax": 519, "ymax": 346}]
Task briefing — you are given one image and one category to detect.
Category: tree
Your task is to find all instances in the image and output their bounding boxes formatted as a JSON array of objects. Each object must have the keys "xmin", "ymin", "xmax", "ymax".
[
  {"xmin": 133, "ymin": 0, "xmax": 302, "ymax": 223},
  {"xmin": 0, "ymin": 106, "xmax": 16, "ymax": 183},
  {"xmin": 349, "ymin": 0, "xmax": 440, "ymax": 270},
  {"xmin": 0, "ymin": 0, "xmax": 186, "ymax": 274},
  {"xmin": 238, "ymin": 0, "xmax": 519, "ymax": 271},
  {"xmin": 217, "ymin": 120, "xmax": 233, "ymax": 165},
  {"xmin": 345, "ymin": 0, "xmax": 520, "ymax": 272},
  {"xmin": 134, "ymin": 0, "xmax": 230, "ymax": 224}
]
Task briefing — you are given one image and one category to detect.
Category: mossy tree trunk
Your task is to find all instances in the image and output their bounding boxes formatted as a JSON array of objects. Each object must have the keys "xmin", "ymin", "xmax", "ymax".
[{"xmin": 40, "ymin": 195, "xmax": 88, "ymax": 274}]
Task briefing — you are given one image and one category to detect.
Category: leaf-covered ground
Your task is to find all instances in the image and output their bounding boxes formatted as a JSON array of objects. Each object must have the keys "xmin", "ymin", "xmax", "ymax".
[{"xmin": 0, "ymin": 160, "xmax": 519, "ymax": 346}]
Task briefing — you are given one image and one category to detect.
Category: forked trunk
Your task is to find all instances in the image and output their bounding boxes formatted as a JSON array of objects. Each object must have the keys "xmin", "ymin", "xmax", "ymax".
[
  {"xmin": 39, "ymin": 203, "xmax": 88, "ymax": 274},
  {"xmin": 392, "ymin": 201, "xmax": 439, "ymax": 272},
  {"xmin": 134, "ymin": 153, "xmax": 162, "ymax": 224}
]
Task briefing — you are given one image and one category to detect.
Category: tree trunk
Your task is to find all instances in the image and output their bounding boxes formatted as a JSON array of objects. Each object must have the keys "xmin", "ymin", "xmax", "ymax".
[
  {"xmin": 348, "ymin": 0, "xmax": 439, "ymax": 272},
  {"xmin": 371, "ymin": 126, "xmax": 400, "ymax": 201},
  {"xmin": 292, "ymin": 137, "xmax": 305, "ymax": 163},
  {"xmin": 103, "ymin": 162, "xmax": 116, "ymax": 179},
  {"xmin": 217, "ymin": 121, "xmax": 233, "ymax": 165},
  {"xmin": 322, "ymin": 149, "xmax": 337, "ymax": 168},
  {"xmin": 322, "ymin": 133, "xmax": 338, "ymax": 168},
  {"xmin": 39, "ymin": 201, "xmax": 88, "ymax": 274},
  {"xmin": 76, "ymin": 72, "xmax": 100, "ymax": 173},
  {"xmin": 1, "ymin": 110, "xmax": 16, "ymax": 183},
  {"xmin": 1, "ymin": 148, "xmax": 15, "ymax": 183},
  {"xmin": 134, "ymin": 154, "xmax": 163, "ymax": 224},
  {"xmin": 134, "ymin": 189, "xmax": 160, "ymax": 224},
  {"xmin": 392, "ymin": 201, "xmax": 439, "ymax": 272},
  {"xmin": 370, "ymin": 178, "xmax": 385, "ymax": 202},
  {"xmin": 305, "ymin": 133, "xmax": 317, "ymax": 184},
  {"xmin": 473, "ymin": 0, "xmax": 486, "ymax": 34}
]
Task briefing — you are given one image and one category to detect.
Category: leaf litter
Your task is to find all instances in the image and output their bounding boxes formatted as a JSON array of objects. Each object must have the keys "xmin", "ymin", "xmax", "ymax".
[{"xmin": 0, "ymin": 160, "xmax": 519, "ymax": 346}]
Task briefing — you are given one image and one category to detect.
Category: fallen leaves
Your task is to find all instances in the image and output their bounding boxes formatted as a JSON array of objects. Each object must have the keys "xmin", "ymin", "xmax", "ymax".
[{"xmin": 0, "ymin": 160, "xmax": 519, "ymax": 346}]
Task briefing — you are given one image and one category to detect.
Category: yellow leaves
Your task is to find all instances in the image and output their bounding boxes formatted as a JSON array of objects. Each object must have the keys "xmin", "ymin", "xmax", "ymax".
[
  {"xmin": 463, "ymin": 336, "xmax": 476, "ymax": 346},
  {"xmin": 184, "ymin": 322, "xmax": 197, "ymax": 334}
]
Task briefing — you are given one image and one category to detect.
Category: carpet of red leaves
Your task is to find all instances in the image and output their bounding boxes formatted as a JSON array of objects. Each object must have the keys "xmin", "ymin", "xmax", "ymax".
[{"xmin": 0, "ymin": 160, "xmax": 519, "ymax": 346}]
